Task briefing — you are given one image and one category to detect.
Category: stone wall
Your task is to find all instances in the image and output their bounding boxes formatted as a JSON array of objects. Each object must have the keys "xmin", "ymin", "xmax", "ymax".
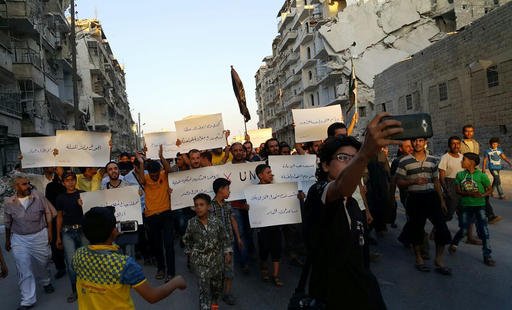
[{"xmin": 374, "ymin": 2, "xmax": 512, "ymax": 154}]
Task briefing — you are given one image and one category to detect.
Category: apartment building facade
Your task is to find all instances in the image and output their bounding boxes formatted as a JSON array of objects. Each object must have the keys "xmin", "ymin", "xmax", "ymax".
[{"xmin": 256, "ymin": 0, "xmax": 510, "ymax": 144}]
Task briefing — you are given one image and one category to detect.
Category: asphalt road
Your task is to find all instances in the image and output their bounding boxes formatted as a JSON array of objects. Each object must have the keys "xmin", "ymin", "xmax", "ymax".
[{"xmin": 1, "ymin": 197, "xmax": 512, "ymax": 310}]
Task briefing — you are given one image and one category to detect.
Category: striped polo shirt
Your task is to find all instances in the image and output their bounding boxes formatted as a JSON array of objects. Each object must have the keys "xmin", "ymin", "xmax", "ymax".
[{"xmin": 396, "ymin": 154, "xmax": 439, "ymax": 193}]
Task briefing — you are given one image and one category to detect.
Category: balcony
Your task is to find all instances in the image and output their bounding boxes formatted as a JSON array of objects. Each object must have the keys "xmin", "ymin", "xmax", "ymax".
[
  {"xmin": 283, "ymin": 73, "xmax": 300, "ymax": 89},
  {"xmin": 0, "ymin": 92, "xmax": 22, "ymax": 117},
  {"xmin": 284, "ymin": 94, "xmax": 302, "ymax": 108},
  {"xmin": 316, "ymin": 66, "xmax": 343, "ymax": 86},
  {"xmin": 292, "ymin": 5, "xmax": 315, "ymax": 30},
  {"xmin": 278, "ymin": 9, "xmax": 296, "ymax": 33},
  {"xmin": 299, "ymin": 58, "xmax": 317, "ymax": 72},
  {"xmin": 277, "ymin": 30, "xmax": 297, "ymax": 52},
  {"xmin": 5, "ymin": 0, "xmax": 40, "ymax": 34},
  {"xmin": 303, "ymin": 78, "xmax": 317, "ymax": 92}
]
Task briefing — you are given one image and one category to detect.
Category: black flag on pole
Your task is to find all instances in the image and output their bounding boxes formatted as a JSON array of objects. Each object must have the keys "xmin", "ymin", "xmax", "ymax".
[{"xmin": 231, "ymin": 66, "xmax": 251, "ymax": 123}]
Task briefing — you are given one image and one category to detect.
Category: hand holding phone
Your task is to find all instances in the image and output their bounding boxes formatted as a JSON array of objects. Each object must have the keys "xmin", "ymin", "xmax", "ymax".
[{"xmin": 380, "ymin": 113, "xmax": 433, "ymax": 140}]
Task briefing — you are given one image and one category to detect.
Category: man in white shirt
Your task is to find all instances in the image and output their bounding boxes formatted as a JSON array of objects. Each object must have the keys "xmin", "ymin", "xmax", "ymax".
[{"xmin": 438, "ymin": 136, "xmax": 464, "ymax": 221}]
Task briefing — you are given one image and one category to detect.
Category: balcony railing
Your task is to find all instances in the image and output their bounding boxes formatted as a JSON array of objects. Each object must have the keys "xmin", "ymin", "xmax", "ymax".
[
  {"xmin": 12, "ymin": 47, "xmax": 41, "ymax": 67},
  {"xmin": 0, "ymin": 92, "xmax": 22, "ymax": 116}
]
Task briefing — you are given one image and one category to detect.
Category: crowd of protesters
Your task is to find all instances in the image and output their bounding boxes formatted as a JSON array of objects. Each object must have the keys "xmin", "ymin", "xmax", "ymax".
[{"xmin": 1, "ymin": 112, "xmax": 510, "ymax": 310}]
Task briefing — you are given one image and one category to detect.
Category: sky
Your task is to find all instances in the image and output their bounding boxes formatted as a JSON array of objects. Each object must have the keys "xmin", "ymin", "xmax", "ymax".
[{"xmin": 75, "ymin": 1, "xmax": 283, "ymax": 137}]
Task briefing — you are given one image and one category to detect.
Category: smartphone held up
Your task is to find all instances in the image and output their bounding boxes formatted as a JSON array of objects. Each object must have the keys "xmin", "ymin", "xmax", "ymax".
[{"xmin": 381, "ymin": 113, "xmax": 433, "ymax": 140}]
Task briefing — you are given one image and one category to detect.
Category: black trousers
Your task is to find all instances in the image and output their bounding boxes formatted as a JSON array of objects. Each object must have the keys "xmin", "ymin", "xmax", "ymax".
[
  {"xmin": 50, "ymin": 218, "xmax": 65, "ymax": 271},
  {"xmin": 145, "ymin": 210, "xmax": 175, "ymax": 276},
  {"xmin": 258, "ymin": 226, "xmax": 282, "ymax": 262},
  {"xmin": 405, "ymin": 192, "xmax": 452, "ymax": 246}
]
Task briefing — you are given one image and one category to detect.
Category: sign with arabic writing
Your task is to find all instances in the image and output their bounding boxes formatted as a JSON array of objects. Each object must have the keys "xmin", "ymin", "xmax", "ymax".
[
  {"xmin": 175, "ymin": 113, "xmax": 225, "ymax": 151},
  {"xmin": 247, "ymin": 128, "xmax": 273, "ymax": 147},
  {"xmin": 81, "ymin": 185, "xmax": 143, "ymax": 224},
  {"xmin": 55, "ymin": 130, "xmax": 111, "ymax": 167},
  {"xmin": 292, "ymin": 105, "xmax": 343, "ymax": 143},
  {"xmin": 144, "ymin": 131, "xmax": 182, "ymax": 159},
  {"xmin": 269, "ymin": 155, "xmax": 317, "ymax": 183},
  {"xmin": 244, "ymin": 182, "xmax": 302, "ymax": 228},
  {"xmin": 168, "ymin": 162, "xmax": 260, "ymax": 210},
  {"xmin": 20, "ymin": 136, "xmax": 57, "ymax": 168}
]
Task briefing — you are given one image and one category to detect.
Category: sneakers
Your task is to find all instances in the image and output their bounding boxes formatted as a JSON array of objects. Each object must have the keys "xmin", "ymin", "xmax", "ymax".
[
  {"xmin": 43, "ymin": 283, "xmax": 55, "ymax": 294},
  {"xmin": 484, "ymin": 257, "xmax": 496, "ymax": 267},
  {"xmin": 222, "ymin": 293, "xmax": 236, "ymax": 305},
  {"xmin": 488, "ymin": 215, "xmax": 503, "ymax": 224}
]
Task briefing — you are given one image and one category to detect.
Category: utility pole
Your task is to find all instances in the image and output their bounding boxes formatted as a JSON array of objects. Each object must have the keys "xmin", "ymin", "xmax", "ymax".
[
  {"xmin": 70, "ymin": 0, "xmax": 81, "ymax": 130},
  {"xmin": 137, "ymin": 112, "xmax": 141, "ymax": 150}
]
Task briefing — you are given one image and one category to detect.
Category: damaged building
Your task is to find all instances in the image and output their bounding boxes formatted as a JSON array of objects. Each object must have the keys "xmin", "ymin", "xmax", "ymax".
[
  {"xmin": 374, "ymin": 2, "xmax": 512, "ymax": 154},
  {"xmin": 0, "ymin": 0, "xmax": 75, "ymax": 174},
  {"xmin": 75, "ymin": 19, "xmax": 135, "ymax": 155},
  {"xmin": 256, "ymin": 0, "xmax": 511, "ymax": 144}
]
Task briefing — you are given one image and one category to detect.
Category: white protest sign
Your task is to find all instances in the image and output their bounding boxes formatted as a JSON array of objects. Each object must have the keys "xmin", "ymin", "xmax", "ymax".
[
  {"xmin": 269, "ymin": 155, "xmax": 317, "ymax": 183},
  {"xmin": 19, "ymin": 136, "xmax": 56, "ymax": 168},
  {"xmin": 80, "ymin": 186, "xmax": 142, "ymax": 224},
  {"xmin": 292, "ymin": 105, "xmax": 343, "ymax": 143},
  {"xmin": 144, "ymin": 131, "xmax": 181, "ymax": 159},
  {"xmin": 232, "ymin": 135, "xmax": 244, "ymax": 144},
  {"xmin": 55, "ymin": 130, "xmax": 111, "ymax": 167},
  {"xmin": 175, "ymin": 113, "xmax": 225, "ymax": 151},
  {"xmin": 245, "ymin": 182, "xmax": 302, "ymax": 228},
  {"xmin": 168, "ymin": 162, "xmax": 260, "ymax": 210},
  {"xmin": 247, "ymin": 128, "xmax": 273, "ymax": 147}
]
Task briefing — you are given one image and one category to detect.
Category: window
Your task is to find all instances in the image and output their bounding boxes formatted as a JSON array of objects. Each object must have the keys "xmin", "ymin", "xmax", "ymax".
[
  {"xmin": 310, "ymin": 94, "xmax": 315, "ymax": 106},
  {"xmin": 438, "ymin": 82, "xmax": 448, "ymax": 101},
  {"xmin": 308, "ymin": 71, "xmax": 313, "ymax": 80},
  {"xmin": 406, "ymin": 94, "xmax": 413, "ymax": 110},
  {"xmin": 358, "ymin": 106, "xmax": 366, "ymax": 117},
  {"xmin": 486, "ymin": 65, "xmax": 499, "ymax": 88},
  {"xmin": 307, "ymin": 47, "xmax": 312, "ymax": 59},
  {"xmin": 381, "ymin": 102, "xmax": 387, "ymax": 112}
]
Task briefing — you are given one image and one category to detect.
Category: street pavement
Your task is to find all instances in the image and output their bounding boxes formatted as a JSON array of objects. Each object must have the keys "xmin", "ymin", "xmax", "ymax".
[{"xmin": 1, "ymin": 197, "xmax": 512, "ymax": 309}]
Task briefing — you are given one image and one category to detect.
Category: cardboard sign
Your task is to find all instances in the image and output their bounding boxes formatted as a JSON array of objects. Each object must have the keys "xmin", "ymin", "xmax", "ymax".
[
  {"xmin": 245, "ymin": 182, "xmax": 302, "ymax": 228},
  {"xmin": 80, "ymin": 186, "xmax": 143, "ymax": 224},
  {"xmin": 144, "ymin": 131, "xmax": 182, "ymax": 159},
  {"xmin": 20, "ymin": 136, "xmax": 56, "ymax": 168},
  {"xmin": 55, "ymin": 130, "xmax": 111, "ymax": 167},
  {"xmin": 175, "ymin": 113, "xmax": 225, "ymax": 151},
  {"xmin": 292, "ymin": 105, "xmax": 343, "ymax": 143},
  {"xmin": 168, "ymin": 162, "xmax": 260, "ymax": 210},
  {"xmin": 268, "ymin": 155, "xmax": 317, "ymax": 183},
  {"xmin": 247, "ymin": 128, "xmax": 273, "ymax": 147}
]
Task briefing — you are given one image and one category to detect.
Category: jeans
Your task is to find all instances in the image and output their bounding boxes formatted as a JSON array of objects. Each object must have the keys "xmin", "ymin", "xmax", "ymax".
[
  {"xmin": 452, "ymin": 207, "xmax": 492, "ymax": 258},
  {"xmin": 145, "ymin": 210, "xmax": 175, "ymax": 276},
  {"xmin": 232, "ymin": 208, "xmax": 253, "ymax": 267},
  {"xmin": 489, "ymin": 169, "xmax": 504, "ymax": 197},
  {"xmin": 62, "ymin": 228, "xmax": 87, "ymax": 292}
]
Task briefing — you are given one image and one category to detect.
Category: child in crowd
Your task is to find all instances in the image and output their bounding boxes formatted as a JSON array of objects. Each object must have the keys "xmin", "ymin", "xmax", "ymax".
[
  {"xmin": 450, "ymin": 153, "xmax": 495, "ymax": 266},
  {"xmin": 183, "ymin": 193, "xmax": 231, "ymax": 310},
  {"xmin": 482, "ymin": 137, "xmax": 511, "ymax": 200},
  {"xmin": 255, "ymin": 164, "xmax": 284, "ymax": 287},
  {"xmin": 72, "ymin": 207, "xmax": 186, "ymax": 310},
  {"xmin": 211, "ymin": 178, "xmax": 243, "ymax": 305}
]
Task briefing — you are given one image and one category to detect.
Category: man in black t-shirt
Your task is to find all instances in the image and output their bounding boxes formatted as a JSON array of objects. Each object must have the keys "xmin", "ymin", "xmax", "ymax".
[{"xmin": 55, "ymin": 171, "xmax": 87, "ymax": 303}]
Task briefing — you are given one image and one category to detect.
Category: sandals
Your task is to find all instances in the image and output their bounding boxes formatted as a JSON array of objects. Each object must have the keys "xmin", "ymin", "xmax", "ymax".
[
  {"xmin": 271, "ymin": 276, "xmax": 284, "ymax": 287},
  {"xmin": 260, "ymin": 268, "xmax": 270, "ymax": 282},
  {"xmin": 155, "ymin": 270, "xmax": 165, "ymax": 280},
  {"xmin": 415, "ymin": 263, "xmax": 430, "ymax": 272},
  {"xmin": 448, "ymin": 244, "xmax": 457, "ymax": 254},
  {"xmin": 434, "ymin": 265, "xmax": 452, "ymax": 276}
]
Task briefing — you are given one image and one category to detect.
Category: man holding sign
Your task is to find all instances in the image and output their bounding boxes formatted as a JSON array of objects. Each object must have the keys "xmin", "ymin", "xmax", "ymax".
[{"xmin": 136, "ymin": 146, "xmax": 175, "ymax": 283}]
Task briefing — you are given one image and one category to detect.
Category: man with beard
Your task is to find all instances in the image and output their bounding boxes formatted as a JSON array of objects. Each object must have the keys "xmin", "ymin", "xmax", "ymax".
[
  {"xmin": 243, "ymin": 141, "xmax": 261, "ymax": 162},
  {"xmin": 101, "ymin": 161, "xmax": 138, "ymax": 257},
  {"xmin": 4, "ymin": 174, "xmax": 56, "ymax": 309},
  {"xmin": 261, "ymin": 138, "xmax": 280, "ymax": 160},
  {"xmin": 439, "ymin": 137, "xmax": 464, "ymax": 222},
  {"xmin": 229, "ymin": 143, "xmax": 253, "ymax": 274}
]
